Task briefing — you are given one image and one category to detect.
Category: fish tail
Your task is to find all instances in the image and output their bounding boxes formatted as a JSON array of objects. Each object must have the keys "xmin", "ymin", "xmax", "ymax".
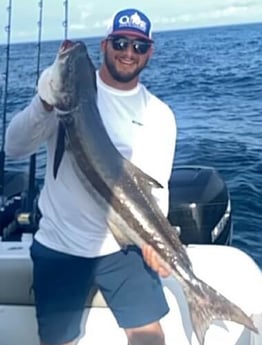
[{"xmin": 184, "ymin": 278, "xmax": 258, "ymax": 345}]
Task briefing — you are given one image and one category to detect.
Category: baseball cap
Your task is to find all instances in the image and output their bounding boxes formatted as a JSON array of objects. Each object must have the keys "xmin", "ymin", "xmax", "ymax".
[{"xmin": 106, "ymin": 8, "xmax": 153, "ymax": 42}]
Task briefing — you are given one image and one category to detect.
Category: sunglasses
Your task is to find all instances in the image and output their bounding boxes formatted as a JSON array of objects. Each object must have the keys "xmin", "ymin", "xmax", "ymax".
[{"xmin": 107, "ymin": 36, "xmax": 152, "ymax": 55}]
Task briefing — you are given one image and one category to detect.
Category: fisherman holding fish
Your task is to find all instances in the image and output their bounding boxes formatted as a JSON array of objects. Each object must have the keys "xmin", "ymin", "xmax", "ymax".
[
  {"xmin": 5, "ymin": 8, "xmax": 176, "ymax": 345},
  {"xmin": 6, "ymin": 5, "xmax": 258, "ymax": 345}
]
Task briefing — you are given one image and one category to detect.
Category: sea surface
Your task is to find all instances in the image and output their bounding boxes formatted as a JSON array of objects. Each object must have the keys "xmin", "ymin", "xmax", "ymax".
[{"xmin": 0, "ymin": 23, "xmax": 262, "ymax": 268}]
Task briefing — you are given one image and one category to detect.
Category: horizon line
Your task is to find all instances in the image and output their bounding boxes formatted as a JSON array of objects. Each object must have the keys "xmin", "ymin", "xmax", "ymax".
[{"xmin": 0, "ymin": 20, "xmax": 261, "ymax": 46}]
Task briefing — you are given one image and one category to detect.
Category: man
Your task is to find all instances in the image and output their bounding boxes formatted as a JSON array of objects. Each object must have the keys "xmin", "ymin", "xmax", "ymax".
[{"xmin": 5, "ymin": 8, "xmax": 176, "ymax": 345}]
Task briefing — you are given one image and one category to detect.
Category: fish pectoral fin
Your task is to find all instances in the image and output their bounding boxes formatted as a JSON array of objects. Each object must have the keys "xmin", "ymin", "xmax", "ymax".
[
  {"xmin": 53, "ymin": 122, "xmax": 66, "ymax": 179},
  {"xmin": 138, "ymin": 171, "xmax": 163, "ymax": 189},
  {"xmin": 107, "ymin": 220, "xmax": 134, "ymax": 248}
]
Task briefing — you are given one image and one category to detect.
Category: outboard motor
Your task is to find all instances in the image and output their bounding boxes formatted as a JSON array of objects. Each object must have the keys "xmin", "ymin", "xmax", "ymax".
[{"xmin": 168, "ymin": 166, "xmax": 232, "ymax": 245}]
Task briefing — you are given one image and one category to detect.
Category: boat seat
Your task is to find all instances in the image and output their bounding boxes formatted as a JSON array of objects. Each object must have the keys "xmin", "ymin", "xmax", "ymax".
[{"xmin": 0, "ymin": 241, "xmax": 107, "ymax": 307}]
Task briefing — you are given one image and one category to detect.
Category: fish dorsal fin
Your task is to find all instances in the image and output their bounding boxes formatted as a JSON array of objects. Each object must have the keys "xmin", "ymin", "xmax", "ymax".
[
  {"xmin": 139, "ymin": 171, "xmax": 163, "ymax": 189},
  {"xmin": 126, "ymin": 160, "xmax": 163, "ymax": 190}
]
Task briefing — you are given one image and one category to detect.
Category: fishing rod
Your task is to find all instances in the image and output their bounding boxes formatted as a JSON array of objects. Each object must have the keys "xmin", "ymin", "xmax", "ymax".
[
  {"xmin": 63, "ymin": 0, "xmax": 69, "ymax": 39},
  {"xmin": 24, "ymin": 0, "xmax": 69, "ymax": 211},
  {"xmin": 17, "ymin": 0, "xmax": 69, "ymax": 229},
  {"xmin": 0, "ymin": 0, "xmax": 12, "ymax": 204},
  {"xmin": 22, "ymin": 0, "xmax": 44, "ymax": 217},
  {"xmin": 1, "ymin": 0, "xmax": 43, "ymax": 238},
  {"xmin": 0, "ymin": 0, "xmax": 68, "ymax": 239}
]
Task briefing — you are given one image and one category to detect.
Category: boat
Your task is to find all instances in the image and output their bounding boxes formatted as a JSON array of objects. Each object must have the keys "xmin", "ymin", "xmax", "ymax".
[{"xmin": 1, "ymin": 165, "xmax": 262, "ymax": 345}]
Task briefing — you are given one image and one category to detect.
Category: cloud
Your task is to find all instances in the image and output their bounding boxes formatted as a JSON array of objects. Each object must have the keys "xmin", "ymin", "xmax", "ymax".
[
  {"xmin": 69, "ymin": 24, "xmax": 86, "ymax": 31},
  {"xmin": 152, "ymin": 2, "xmax": 262, "ymax": 29}
]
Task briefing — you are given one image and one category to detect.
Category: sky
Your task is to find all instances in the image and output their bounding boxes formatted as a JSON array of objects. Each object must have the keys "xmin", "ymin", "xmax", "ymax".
[{"xmin": 0, "ymin": 0, "xmax": 261, "ymax": 44}]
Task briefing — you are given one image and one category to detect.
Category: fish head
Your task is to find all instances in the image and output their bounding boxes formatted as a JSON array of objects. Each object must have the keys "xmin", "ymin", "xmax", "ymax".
[{"xmin": 50, "ymin": 39, "xmax": 97, "ymax": 111}]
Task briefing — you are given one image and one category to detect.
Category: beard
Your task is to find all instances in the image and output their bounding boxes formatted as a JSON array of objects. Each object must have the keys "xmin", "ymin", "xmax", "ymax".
[{"xmin": 104, "ymin": 50, "xmax": 149, "ymax": 83}]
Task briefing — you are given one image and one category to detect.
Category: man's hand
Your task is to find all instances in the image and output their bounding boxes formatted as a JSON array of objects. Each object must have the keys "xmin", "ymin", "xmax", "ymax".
[
  {"xmin": 37, "ymin": 66, "xmax": 55, "ymax": 111},
  {"xmin": 141, "ymin": 244, "xmax": 171, "ymax": 278}
]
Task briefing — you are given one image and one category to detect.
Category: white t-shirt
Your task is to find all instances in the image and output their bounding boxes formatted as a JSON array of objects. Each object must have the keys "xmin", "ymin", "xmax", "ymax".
[{"xmin": 5, "ymin": 72, "xmax": 177, "ymax": 257}]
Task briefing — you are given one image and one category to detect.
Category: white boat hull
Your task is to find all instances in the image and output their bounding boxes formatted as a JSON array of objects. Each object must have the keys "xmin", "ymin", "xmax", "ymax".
[{"xmin": 0, "ymin": 242, "xmax": 262, "ymax": 345}]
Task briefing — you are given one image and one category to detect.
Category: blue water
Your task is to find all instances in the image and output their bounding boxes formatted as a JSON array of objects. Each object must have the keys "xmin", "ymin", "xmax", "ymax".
[{"xmin": 1, "ymin": 23, "xmax": 262, "ymax": 268}]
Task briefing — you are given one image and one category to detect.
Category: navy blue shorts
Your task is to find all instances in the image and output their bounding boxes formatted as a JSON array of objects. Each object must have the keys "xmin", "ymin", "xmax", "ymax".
[{"xmin": 30, "ymin": 239, "xmax": 169, "ymax": 345}]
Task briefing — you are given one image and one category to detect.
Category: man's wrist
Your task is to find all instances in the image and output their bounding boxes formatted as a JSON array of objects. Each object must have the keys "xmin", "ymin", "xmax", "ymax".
[{"xmin": 39, "ymin": 96, "xmax": 54, "ymax": 112}]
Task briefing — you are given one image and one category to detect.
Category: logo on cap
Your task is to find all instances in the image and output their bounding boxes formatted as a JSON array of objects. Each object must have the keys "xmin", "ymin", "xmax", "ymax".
[{"xmin": 118, "ymin": 12, "xmax": 147, "ymax": 33}]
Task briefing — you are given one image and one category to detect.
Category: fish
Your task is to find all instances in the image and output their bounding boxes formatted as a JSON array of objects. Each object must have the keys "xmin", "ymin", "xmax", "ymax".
[{"xmin": 47, "ymin": 39, "xmax": 258, "ymax": 345}]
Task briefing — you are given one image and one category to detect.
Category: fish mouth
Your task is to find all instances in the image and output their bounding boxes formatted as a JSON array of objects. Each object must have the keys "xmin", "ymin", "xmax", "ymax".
[{"xmin": 59, "ymin": 39, "xmax": 82, "ymax": 56}]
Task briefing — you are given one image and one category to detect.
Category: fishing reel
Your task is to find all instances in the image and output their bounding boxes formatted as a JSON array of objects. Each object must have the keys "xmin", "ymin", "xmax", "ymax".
[{"xmin": 0, "ymin": 171, "xmax": 41, "ymax": 241}]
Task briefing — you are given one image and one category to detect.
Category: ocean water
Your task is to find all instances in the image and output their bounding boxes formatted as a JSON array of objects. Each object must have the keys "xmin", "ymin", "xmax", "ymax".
[{"xmin": 0, "ymin": 22, "xmax": 262, "ymax": 268}]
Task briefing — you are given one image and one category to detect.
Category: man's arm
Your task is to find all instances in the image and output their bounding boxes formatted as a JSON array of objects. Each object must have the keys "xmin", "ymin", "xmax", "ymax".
[
  {"xmin": 5, "ymin": 94, "xmax": 56, "ymax": 158},
  {"xmin": 5, "ymin": 67, "xmax": 57, "ymax": 159}
]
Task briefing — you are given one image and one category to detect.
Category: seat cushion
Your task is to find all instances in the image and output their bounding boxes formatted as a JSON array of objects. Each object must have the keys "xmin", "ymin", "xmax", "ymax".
[{"xmin": 0, "ymin": 241, "xmax": 107, "ymax": 307}]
